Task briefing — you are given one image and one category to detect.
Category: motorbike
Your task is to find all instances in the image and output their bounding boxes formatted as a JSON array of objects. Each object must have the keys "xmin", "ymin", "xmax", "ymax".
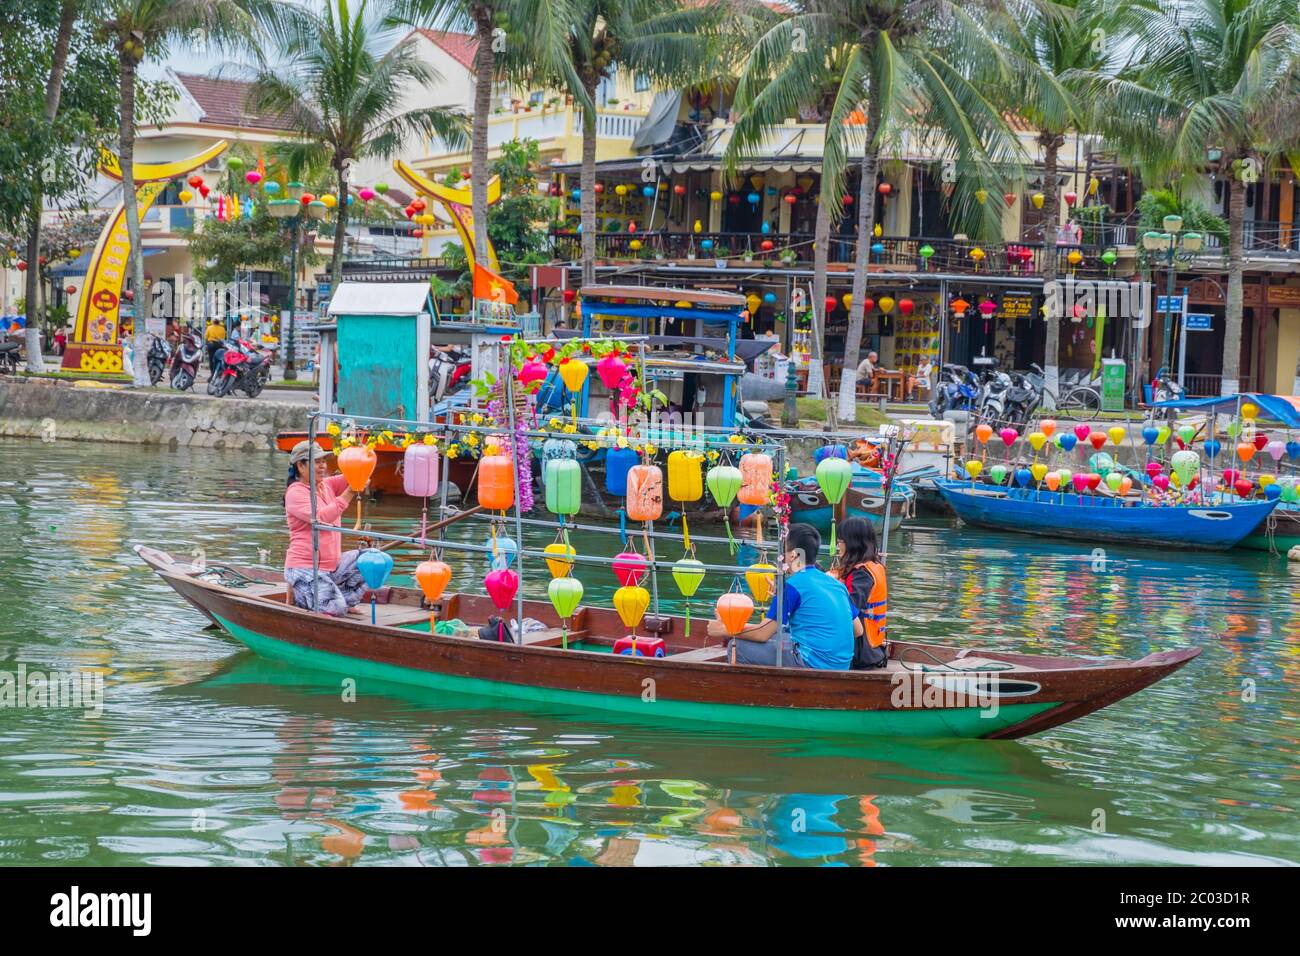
[
  {"xmin": 168, "ymin": 327, "xmax": 203, "ymax": 391},
  {"xmin": 209, "ymin": 337, "xmax": 274, "ymax": 398},
  {"xmin": 0, "ymin": 340, "xmax": 20, "ymax": 374},
  {"xmin": 429, "ymin": 346, "xmax": 472, "ymax": 403},
  {"xmin": 1149, "ymin": 366, "xmax": 1185, "ymax": 420},
  {"xmin": 1002, "ymin": 369, "xmax": 1043, "ymax": 428},
  {"xmin": 927, "ymin": 363, "xmax": 981, "ymax": 419},
  {"xmin": 147, "ymin": 334, "xmax": 171, "ymax": 386}
]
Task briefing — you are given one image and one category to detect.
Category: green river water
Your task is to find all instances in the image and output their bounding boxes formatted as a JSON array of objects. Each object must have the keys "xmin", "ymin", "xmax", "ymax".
[{"xmin": 0, "ymin": 437, "xmax": 1296, "ymax": 866}]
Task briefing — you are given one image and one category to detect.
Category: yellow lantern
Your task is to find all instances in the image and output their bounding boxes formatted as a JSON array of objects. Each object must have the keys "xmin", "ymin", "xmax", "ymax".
[
  {"xmin": 543, "ymin": 542, "xmax": 576, "ymax": 578},
  {"xmin": 1031, "ymin": 192, "xmax": 1045, "ymax": 209},
  {"xmin": 693, "ymin": 220, "xmax": 702, "ymax": 234},
  {"xmin": 1241, "ymin": 402, "xmax": 1259, "ymax": 421},
  {"xmin": 558, "ymin": 358, "xmax": 588, "ymax": 392},
  {"xmin": 615, "ymin": 184, "xmax": 628, "ymax": 197},
  {"xmin": 1088, "ymin": 176, "xmax": 1099, "ymax": 196},
  {"xmin": 746, "ymin": 293, "xmax": 761, "ymax": 314},
  {"xmin": 709, "ymin": 190, "xmax": 722, "ymax": 202},
  {"xmin": 418, "ymin": 213, "xmax": 435, "ymax": 226},
  {"xmin": 321, "ymin": 194, "xmax": 337, "ymax": 208},
  {"xmin": 878, "ymin": 295, "xmax": 895, "ymax": 314},
  {"xmin": 842, "ymin": 293, "xmax": 853, "ymax": 310},
  {"xmin": 745, "ymin": 563, "xmax": 777, "ymax": 603},
  {"xmin": 674, "ymin": 300, "xmax": 691, "ymax": 309},
  {"xmin": 974, "ymin": 188, "xmax": 988, "ymax": 204},
  {"xmin": 179, "ymin": 189, "xmax": 194, "ymax": 203},
  {"xmin": 970, "ymin": 247, "xmax": 986, "ymax": 262},
  {"xmin": 873, "ymin": 223, "xmax": 882, "ymax": 238},
  {"xmin": 668, "ymin": 450, "xmax": 704, "ymax": 502},
  {"xmin": 750, "ymin": 173, "xmax": 764, "ymax": 190},
  {"xmin": 614, "ymin": 585, "xmax": 651, "ymax": 630},
  {"xmin": 629, "ymin": 239, "xmax": 642, "ymax": 251},
  {"xmin": 1067, "ymin": 249, "xmax": 1083, "ymax": 266}
]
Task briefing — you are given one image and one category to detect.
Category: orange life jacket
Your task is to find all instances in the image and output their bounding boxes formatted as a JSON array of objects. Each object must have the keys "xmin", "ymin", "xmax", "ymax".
[{"xmin": 847, "ymin": 561, "xmax": 888, "ymax": 648}]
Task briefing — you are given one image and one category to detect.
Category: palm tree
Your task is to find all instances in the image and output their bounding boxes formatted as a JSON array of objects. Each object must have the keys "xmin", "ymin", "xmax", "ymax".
[
  {"xmin": 389, "ymin": 0, "xmax": 570, "ymax": 277},
  {"xmin": 508, "ymin": 0, "xmax": 724, "ymax": 287},
  {"xmin": 250, "ymin": 0, "xmax": 470, "ymax": 293},
  {"xmin": 101, "ymin": 0, "xmax": 287, "ymax": 386},
  {"xmin": 1083, "ymin": 0, "xmax": 1300, "ymax": 395},
  {"xmin": 989, "ymin": 0, "xmax": 1159, "ymax": 400},
  {"xmin": 726, "ymin": 1, "xmax": 1024, "ymax": 421}
]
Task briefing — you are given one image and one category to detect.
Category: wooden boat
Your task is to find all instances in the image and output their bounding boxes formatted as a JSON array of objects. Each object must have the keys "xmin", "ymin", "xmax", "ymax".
[
  {"xmin": 935, "ymin": 478, "xmax": 1278, "ymax": 550},
  {"xmin": 136, "ymin": 545, "xmax": 1199, "ymax": 740},
  {"xmin": 781, "ymin": 475, "xmax": 913, "ymax": 534}
]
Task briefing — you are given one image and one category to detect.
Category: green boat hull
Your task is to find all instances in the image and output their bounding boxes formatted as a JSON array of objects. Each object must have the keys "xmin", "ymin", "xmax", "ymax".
[
  {"xmin": 217, "ymin": 616, "xmax": 1059, "ymax": 739},
  {"xmin": 1238, "ymin": 532, "xmax": 1300, "ymax": 552}
]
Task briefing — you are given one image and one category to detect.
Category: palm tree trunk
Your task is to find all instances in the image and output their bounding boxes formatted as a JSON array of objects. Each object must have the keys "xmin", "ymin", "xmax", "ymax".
[
  {"xmin": 471, "ymin": 8, "xmax": 494, "ymax": 273},
  {"xmin": 809, "ymin": 179, "xmax": 831, "ymax": 401},
  {"xmin": 119, "ymin": 56, "xmax": 148, "ymax": 387},
  {"xmin": 837, "ymin": 106, "xmax": 881, "ymax": 422},
  {"xmin": 580, "ymin": 78, "xmax": 597, "ymax": 289},
  {"xmin": 23, "ymin": 0, "xmax": 77, "ymax": 373},
  {"xmin": 1039, "ymin": 132, "xmax": 1063, "ymax": 400},
  {"xmin": 1221, "ymin": 174, "xmax": 1244, "ymax": 395},
  {"xmin": 330, "ymin": 164, "xmax": 349, "ymax": 288}
]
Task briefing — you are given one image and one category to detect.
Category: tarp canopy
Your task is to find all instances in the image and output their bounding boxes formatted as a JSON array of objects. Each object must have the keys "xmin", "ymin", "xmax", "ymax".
[
  {"xmin": 50, "ymin": 247, "xmax": 163, "ymax": 277},
  {"xmin": 1148, "ymin": 392, "xmax": 1300, "ymax": 427},
  {"xmin": 631, "ymin": 91, "xmax": 680, "ymax": 151},
  {"xmin": 326, "ymin": 281, "xmax": 432, "ymax": 317}
]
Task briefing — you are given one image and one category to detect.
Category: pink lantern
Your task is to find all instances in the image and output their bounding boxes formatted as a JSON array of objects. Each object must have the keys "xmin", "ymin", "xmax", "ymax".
[
  {"xmin": 245, "ymin": 170, "xmax": 262, "ymax": 185},
  {"xmin": 612, "ymin": 551, "xmax": 647, "ymax": 587},
  {"xmin": 1073, "ymin": 424, "xmax": 1091, "ymax": 443},
  {"xmin": 597, "ymin": 352, "xmax": 629, "ymax": 389},
  {"xmin": 518, "ymin": 359, "xmax": 548, "ymax": 389},
  {"xmin": 358, "ymin": 187, "xmax": 376, "ymax": 202},
  {"xmin": 402, "ymin": 443, "xmax": 439, "ymax": 497},
  {"xmin": 978, "ymin": 299, "xmax": 997, "ymax": 318},
  {"xmin": 485, "ymin": 568, "xmax": 519, "ymax": 611},
  {"xmin": 1070, "ymin": 473, "xmax": 1089, "ymax": 492},
  {"xmin": 999, "ymin": 428, "xmax": 1017, "ymax": 446},
  {"xmin": 1153, "ymin": 475, "xmax": 1170, "ymax": 491},
  {"xmin": 1222, "ymin": 469, "xmax": 1240, "ymax": 485},
  {"xmin": 1145, "ymin": 461, "xmax": 1163, "ymax": 477},
  {"xmin": 1265, "ymin": 439, "xmax": 1286, "ymax": 462}
]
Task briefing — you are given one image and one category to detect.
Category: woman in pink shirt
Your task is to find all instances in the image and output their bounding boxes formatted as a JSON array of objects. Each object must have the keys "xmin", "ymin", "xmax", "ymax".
[{"xmin": 283, "ymin": 441, "xmax": 367, "ymax": 615}]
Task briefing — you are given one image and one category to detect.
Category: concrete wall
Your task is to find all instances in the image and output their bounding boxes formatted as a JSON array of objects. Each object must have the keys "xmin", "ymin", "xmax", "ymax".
[{"xmin": 0, "ymin": 379, "xmax": 306, "ymax": 450}]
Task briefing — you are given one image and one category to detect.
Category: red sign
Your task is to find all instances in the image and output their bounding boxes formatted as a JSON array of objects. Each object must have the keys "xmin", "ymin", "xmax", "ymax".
[{"xmin": 91, "ymin": 289, "xmax": 118, "ymax": 311}]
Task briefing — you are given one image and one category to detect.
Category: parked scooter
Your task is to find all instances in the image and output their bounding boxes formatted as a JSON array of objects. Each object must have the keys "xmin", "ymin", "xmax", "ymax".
[
  {"xmin": 147, "ymin": 334, "xmax": 172, "ymax": 386},
  {"xmin": 168, "ymin": 326, "xmax": 203, "ymax": 391},
  {"xmin": 209, "ymin": 336, "xmax": 274, "ymax": 398},
  {"xmin": 927, "ymin": 363, "xmax": 981, "ymax": 419},
  {"xmin": 429, "ymin": 345, "xmax": 472, "ymax": 403}
]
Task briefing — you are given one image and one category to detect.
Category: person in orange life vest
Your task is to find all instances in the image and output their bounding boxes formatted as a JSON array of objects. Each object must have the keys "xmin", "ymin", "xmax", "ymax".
[{"xmin": 829, "ymin": 517, "xmax": 888, "ymax": 669}]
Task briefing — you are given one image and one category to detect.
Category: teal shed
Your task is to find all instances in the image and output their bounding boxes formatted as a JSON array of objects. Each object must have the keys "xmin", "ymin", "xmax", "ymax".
[{"xmin": 327, "ymin": 282, "xmax": 434, "ymax": 422}]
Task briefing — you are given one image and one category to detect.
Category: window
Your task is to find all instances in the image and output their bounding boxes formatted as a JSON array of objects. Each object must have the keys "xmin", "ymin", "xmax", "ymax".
[
  {"xmin": 529, "ymin": 90, "xmax": 543, "ymax": 106},
  {"xmin": 635, "ymin": 73, "xmax": 650, "ymax": 92}
]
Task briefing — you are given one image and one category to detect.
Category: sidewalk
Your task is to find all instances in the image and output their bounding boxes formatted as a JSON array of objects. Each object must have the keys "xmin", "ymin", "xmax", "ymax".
[{"xmin": 37, "ymin": 352, "xmax": 319, "ymax": 406}]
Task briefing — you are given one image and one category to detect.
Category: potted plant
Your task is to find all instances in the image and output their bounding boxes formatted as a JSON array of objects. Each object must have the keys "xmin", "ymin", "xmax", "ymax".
[
  {"xmin": 713, "ymin": 242, "xmax": 730, "ymax": 269},
  {"xmin": 779, "ymin": 247, "xmax": 797, "ymax": 267}
]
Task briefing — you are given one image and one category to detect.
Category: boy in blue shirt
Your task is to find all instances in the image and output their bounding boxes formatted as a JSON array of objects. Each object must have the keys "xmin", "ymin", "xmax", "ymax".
[{"xmin": 708, "ymin": 523, "xmax": 856, "ymax": 669}]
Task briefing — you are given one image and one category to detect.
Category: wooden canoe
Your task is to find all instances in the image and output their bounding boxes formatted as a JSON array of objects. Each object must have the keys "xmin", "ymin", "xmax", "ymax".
[{"xmin": 135, "ymin": 545, "xmax": 1200, "ymax": 740}]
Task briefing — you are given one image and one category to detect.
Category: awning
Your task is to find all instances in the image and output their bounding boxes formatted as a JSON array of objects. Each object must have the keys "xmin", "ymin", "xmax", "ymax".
[
  {"xmin": 50, "ymin": 247, "xmax": 164, "ymax": 278},
  {"xmin": 1148, "ymin": 392, "xmax": 1300, "ymax": 427}
]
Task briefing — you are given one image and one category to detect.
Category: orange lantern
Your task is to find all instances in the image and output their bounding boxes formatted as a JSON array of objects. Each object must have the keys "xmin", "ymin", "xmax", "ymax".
[
  {"xmin": 737, "ymin": 452, "xmax": 773, "ymax": 506},
  {"xmin": 415, "ymin": 560, "xmax": 453, "ymax": 629},
  {"xmin": 478, "ymin": 453, "xmax": 515, "ymax": 510},
  {"xmin": 716, "ymin": 592, "xmax": 755, "ymax": 635},
  {"xmin": 625, "ymin": 464, "xmax": 664, "ymax": 522},
  {"xmin": 337, "ymin": 444, "xmax": 376, "ymax": 491}
]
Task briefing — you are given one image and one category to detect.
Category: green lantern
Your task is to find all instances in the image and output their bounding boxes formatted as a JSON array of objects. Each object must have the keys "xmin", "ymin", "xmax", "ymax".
[
  {"xmin": 1106, "ymin": 471, "xmax": 1123, "ymax": 491},
  {"xmin": 671, "ymin": 556, "xmax": 706, "ymax": 635},
  {"xmin": 989, "ymin": 464, "xmax": 1007, "ymax": 485},
  {"xmin": 815, "ymin": 457, "xmax": 853, "ymax": 504},
  {"xmin": 545, "ymin": 458, "xmax": 582, "ymax": 516},
  {"xmin": 548, "ymin": 577, "xmax": 584, "ymax": 648},
  {"xmin": 1101, "ymin": 248, "xmax": 1117, "ymax": 267},
  {"xmin": 706, "ymin": 465, "xmax": 742, "ymax": 507},
  {"xmin": 1170, "ymin": 449, "xmax": 1199, "ymax": 486}
]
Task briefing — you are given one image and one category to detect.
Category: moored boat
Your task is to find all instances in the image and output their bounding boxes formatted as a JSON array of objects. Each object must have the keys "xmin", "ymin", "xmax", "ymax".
[
  {"xmin": 935, "ymin": 479, "xmax": 1278, "ymax": 550},
  {"xmin": 1236, "ymin": 503, "xmax": 1300, "ymax": 552},
  {"xmin": 136, "ymin": 545, "xmax": 1200, "ymax": 741}
]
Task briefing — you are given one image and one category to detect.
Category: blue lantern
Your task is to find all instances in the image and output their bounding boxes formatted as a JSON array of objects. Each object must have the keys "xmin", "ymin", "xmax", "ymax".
[
  {"xmin": 747, "ymin": 192, "xmax": 760, "ymax": 206},
  {"xmin": 763, "ymin": 292, "xmax": 776, "ymax": 304},
  {"xmin": 1059, "ymin": 433, "xmax": 1078, "ymax": 452},
  {"xmin": 1015, "ymin": 468, "xmax": 1032, "ymax": 487},
  {"xmin": 871, "ymin": 242, "xmax": 885, "ymax": 256},
  {"xmin": 761, "ymin": 221, "xmax": 770, "ymax": 235},
  {"xmin": 1287, "ymin": 441, "xmax": 1300, "ymax": 460},
  {"xmin": 1141, "ymin": 426, "xmax": 1159, "ymax": 446},
  {"xmin": 487, "ymin": 535, "xmax": 518, "ymax": 570},
  {"xmin": 571, "ymin": 188, "xmax": 581, "ymax": 200},
  {"xmin": 356, "ymin": 548, "xmax": 394, "ymax": 624},
  {"xmin": 814, "ymin": 444, "xmax": 848, "ymax": 463},
  {"xmin": 1203, "ymin": 439, "xmax": 1222, "ymax": 458},
  {"xmin": 642, "ymin": 185, "xmax": 655, "ymax": 198},
  {"xmin": 605, "ymin": 447, "xmax": 639, "ymax": 495},
  {"xmin": 1265, "ymin": 483, "xmax": 1282, "ymax": 501},
  {"xmin": 701, "ymin": 238, "xmax": 714, "ymax": 251}
]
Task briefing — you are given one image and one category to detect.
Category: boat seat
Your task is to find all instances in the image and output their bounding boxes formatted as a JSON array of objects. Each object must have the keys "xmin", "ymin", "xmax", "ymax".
[
  {"xmin": 666, "ymin": 645, "xmax": 729, "ymax": 663},
  {"xmin": 369, "ymin": 604, "xmax": 437, "ymax": 627},
  {"xmin": 521, "ymin": 627, "xmax": 588, "ymax": 647}
]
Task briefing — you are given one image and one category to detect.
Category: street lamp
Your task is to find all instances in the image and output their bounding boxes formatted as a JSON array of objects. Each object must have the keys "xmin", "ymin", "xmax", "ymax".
[
  {"xmin": 267, "ymin": 182, "xmax": 326, "ymax": 381},
  {"xmin": 1143, "ymin": 223, "xmax": 1205, "ymax": 382}
]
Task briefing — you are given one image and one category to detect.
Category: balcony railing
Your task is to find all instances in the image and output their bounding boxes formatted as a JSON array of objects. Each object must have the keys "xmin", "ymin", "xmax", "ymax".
[{"xmin": 547, "ymin": 229, "xmax": 1120, "ymax": 278}]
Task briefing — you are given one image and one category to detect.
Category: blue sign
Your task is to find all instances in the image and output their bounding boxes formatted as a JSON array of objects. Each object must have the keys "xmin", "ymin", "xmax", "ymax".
[
  {"xmin": 1185, "ymin": 312, "xmax": 1212, "ymax": 331},
  {"xmin": 1157, "ymin": 295, "xmax": 1184, "ymax": 314}
]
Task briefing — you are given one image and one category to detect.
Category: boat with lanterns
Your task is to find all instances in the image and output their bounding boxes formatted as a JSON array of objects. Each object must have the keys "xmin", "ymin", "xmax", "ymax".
[
  {"xmin": 142, "ymin": 331, "xmax": 1201, "ymax": 739},
  {"xmin": 936, "ymin": 409, "xmax": 1290, "ymax": 550}
]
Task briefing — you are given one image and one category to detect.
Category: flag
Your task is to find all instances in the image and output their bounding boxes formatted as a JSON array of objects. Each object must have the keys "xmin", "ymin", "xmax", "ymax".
[{"xmin": 473, "ymin": 263, "xmax": 518, "ymax": 305}]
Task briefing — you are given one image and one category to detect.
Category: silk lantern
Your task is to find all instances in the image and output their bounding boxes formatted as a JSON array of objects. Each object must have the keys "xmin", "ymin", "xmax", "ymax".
[
  {"xmin": 716, "ymin": 592, "xmax": 755, "ymax": 635},
  {"xmin": 548, "ymin": 577, "xmax": 584, "ymax": 648},
  {"xmin": 625, "ymin": 464, "xmax": 664, "ymax": 522},
  {"xmin": 614, "ymin": 585, "xmax": 651, "ymax": 631},
  {"xmin": 478, "ymin": 453, "xmax": 515, "ymax": 510},
  {"xmin": 745, "ymin": 563, "xmax": 777, "ymax": 604},
  {"xmin": 707, "ymin": 465, "xmax": 743, "ymax": 507},
  {"xmin": 337, "ymin": 444, "xmax": 377, "ymax": 529},
  {"xmin": 416, "ymin": 559, "xmax": 453, "ymax": 628},
  {"xmin": 485, "ymin": 568, "xmax": 519, "ymax": 611},
  {"xmin": 545, "ymin": 458, "xmax": 582, "ymax": 515},
  {"xmin": 672, "ymin": 556, "xmax": 706, "ymax": 635},
  {"xmin": 543, "ymin": 542, "xmax": 576, "ymax": 578},
  {"xmin": 738, "ymin": 452, "xmax": 773, "ymax": 506},
  {"xmin": 667, "ymin": 451, "xmax": 704, "ymax": 502},
  {"xmin": 604, "ymin": 447, "xmax": 639, "ymax": 495}
]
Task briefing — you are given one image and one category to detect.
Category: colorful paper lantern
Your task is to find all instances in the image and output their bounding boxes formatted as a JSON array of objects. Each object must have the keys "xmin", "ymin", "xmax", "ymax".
[
  {"xmin": 543, "ymin": 542, "xmax": 576, "ymax": 578},
  {"xmin": 548, "ymin": 576, "xmax": 584, "ymax": 619},
  {"xmin": 614, "ymin": 585, "xmax": 651, "ymax": 629},
  {"xmin": 485, "ymin": 568, "xmax": 519, "ymax": 611},
  {"xmin": 544, "ymin": 458, "xmax": 582, "ymax": 515},
  {"xmin": 716, "ymin": 592, "xmax": 754, "ymax": 635},
  {"xmin": 707, "ymin": 465, "xmax": 743, "ymax": 507}
]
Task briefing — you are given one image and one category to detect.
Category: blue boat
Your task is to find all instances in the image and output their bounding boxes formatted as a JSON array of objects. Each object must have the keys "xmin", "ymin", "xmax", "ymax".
[{"xmin": 934, "ymin": 479, "xmax": 1278, "ymax": 550}]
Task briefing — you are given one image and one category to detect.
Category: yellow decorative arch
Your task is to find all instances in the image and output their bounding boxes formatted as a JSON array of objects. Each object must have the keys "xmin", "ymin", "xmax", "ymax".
[
  {"xmin": 63, "ymin": 141, "xmax": 229, "ymax": 373},
  {"xmin": 393, "ymin": 159, "xmax": 501, "ymax": 273}
]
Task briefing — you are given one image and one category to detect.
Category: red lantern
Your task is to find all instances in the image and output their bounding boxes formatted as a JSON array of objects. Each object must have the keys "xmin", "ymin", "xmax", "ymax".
[
  {"xmin": 412, "ymin": 228, "xmax": 424, "ymax": 238},
  {"xmin": 404, "ymin": 205, "xmax": 415, "ymax": 219},
  {"xmin": 1003, "ymin": 192, "xmax": 1017, "ymax": 206},
  {"xmin": 65, "ymin": 285, "xmax": 77, "ymax": 294},
  {"xmin": 877, "ymin": 182, "xmax": 892, "ymax": 196},
  {"xmin": 411, "ymin": 198, "xmax": 426, "ymax": 212},
  {"xmin": 783, "ymin": 193, "xmax": 797, "ymax": 205},
  {"xmin": 15, "ymin": 261, "xmax": 25, "ymax": 272},
  {"xmin": 188, "ymin": 175, "xmax": 203, "ymax": 188},
  {"xmin": 728, "ymin": 194, "xmax": 740, "ymax": 205},
  {"xmin": 1254, "ymin": 433, "xmax": 1269, "ymax": 452},
  {"xmin": 822, "ymin": 296, "xmax": 836, "ymax": 312},
  {"xmin": 842, "ymin": 194, "xmax": 854, "ymax": 206},
  {"xmin": 898, "ymin": 298, "xmax": 914, "ymax": 316},
  {"xmin": 673, "ymin": 184, "xmax": 686, "ymax": 196},
  {"xmin": 300, "ymin": 193, "xmax": 315, "ymax": 205},
  {"xmin": 562, "ymin": 289, "xmax": 576, "ymax": 303},
  {"xmin": 860, "ymin": 297, "xmax": 875, "ymax": 313},
  {"xmin": 760, "ymin": 239, "xmax": 774, "ymax": 252},
  {"xmin": 1064, "ymin": 191, "xmax": 1078, "ymax": 207},
  {"xmin": 593, "ymin": 182, "xmax": 604, "ymax": 194},
  {"xmin": 199, "ymin": 185, "xmax": 210, "ymax": 198},
  {"xmin": 627, "ymin": 221, "xmax": 637, "ymax": 233}
]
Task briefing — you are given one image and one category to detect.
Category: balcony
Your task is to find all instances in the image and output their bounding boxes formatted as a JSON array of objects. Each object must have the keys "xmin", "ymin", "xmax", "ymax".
[
  {"xmin": 423, "ymin": 104, "xmax": 648, "ymax": 166},
  {"xmin": 547, "ymin": 229, "xmax": 1120, "ymax": 279}
]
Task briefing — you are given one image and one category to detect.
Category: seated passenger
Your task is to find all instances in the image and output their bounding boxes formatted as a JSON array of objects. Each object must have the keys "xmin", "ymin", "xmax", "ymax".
[
  {"xmin": 283, "ymin": 441, "xmax": 367, "ymax": 616},
  {"xmin": 829, "ymin": 517, "xmax": 889, "ymax": 669},
  {"xmin": 708, "ymin": 523, "xmax": 855, "ymax": 669}
]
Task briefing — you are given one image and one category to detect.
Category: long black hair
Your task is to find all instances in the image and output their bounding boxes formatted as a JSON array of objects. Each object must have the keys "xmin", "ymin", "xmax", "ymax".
[
  {"xmin": 836, "ymin": 516, "xmax": 879, "ymax": 570},
  {"xmin": 286, "ymin": 462, "xmax": 301, "ymax": 489}
]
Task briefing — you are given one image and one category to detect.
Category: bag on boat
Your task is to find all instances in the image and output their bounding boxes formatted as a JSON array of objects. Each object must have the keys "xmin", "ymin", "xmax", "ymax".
[
  {"xmin": 478, "ymin": 616, "xmax": 517, "ymax": 644},
  {"xmin": 844, "ymin": 564, "xmax": 888, "ymax": 670}
]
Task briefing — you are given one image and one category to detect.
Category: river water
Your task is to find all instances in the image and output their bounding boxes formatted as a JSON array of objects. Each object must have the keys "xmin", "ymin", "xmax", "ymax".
[{"xmin": 0, "ymin": 438, "xmax": 1296, "ymax": 866}]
